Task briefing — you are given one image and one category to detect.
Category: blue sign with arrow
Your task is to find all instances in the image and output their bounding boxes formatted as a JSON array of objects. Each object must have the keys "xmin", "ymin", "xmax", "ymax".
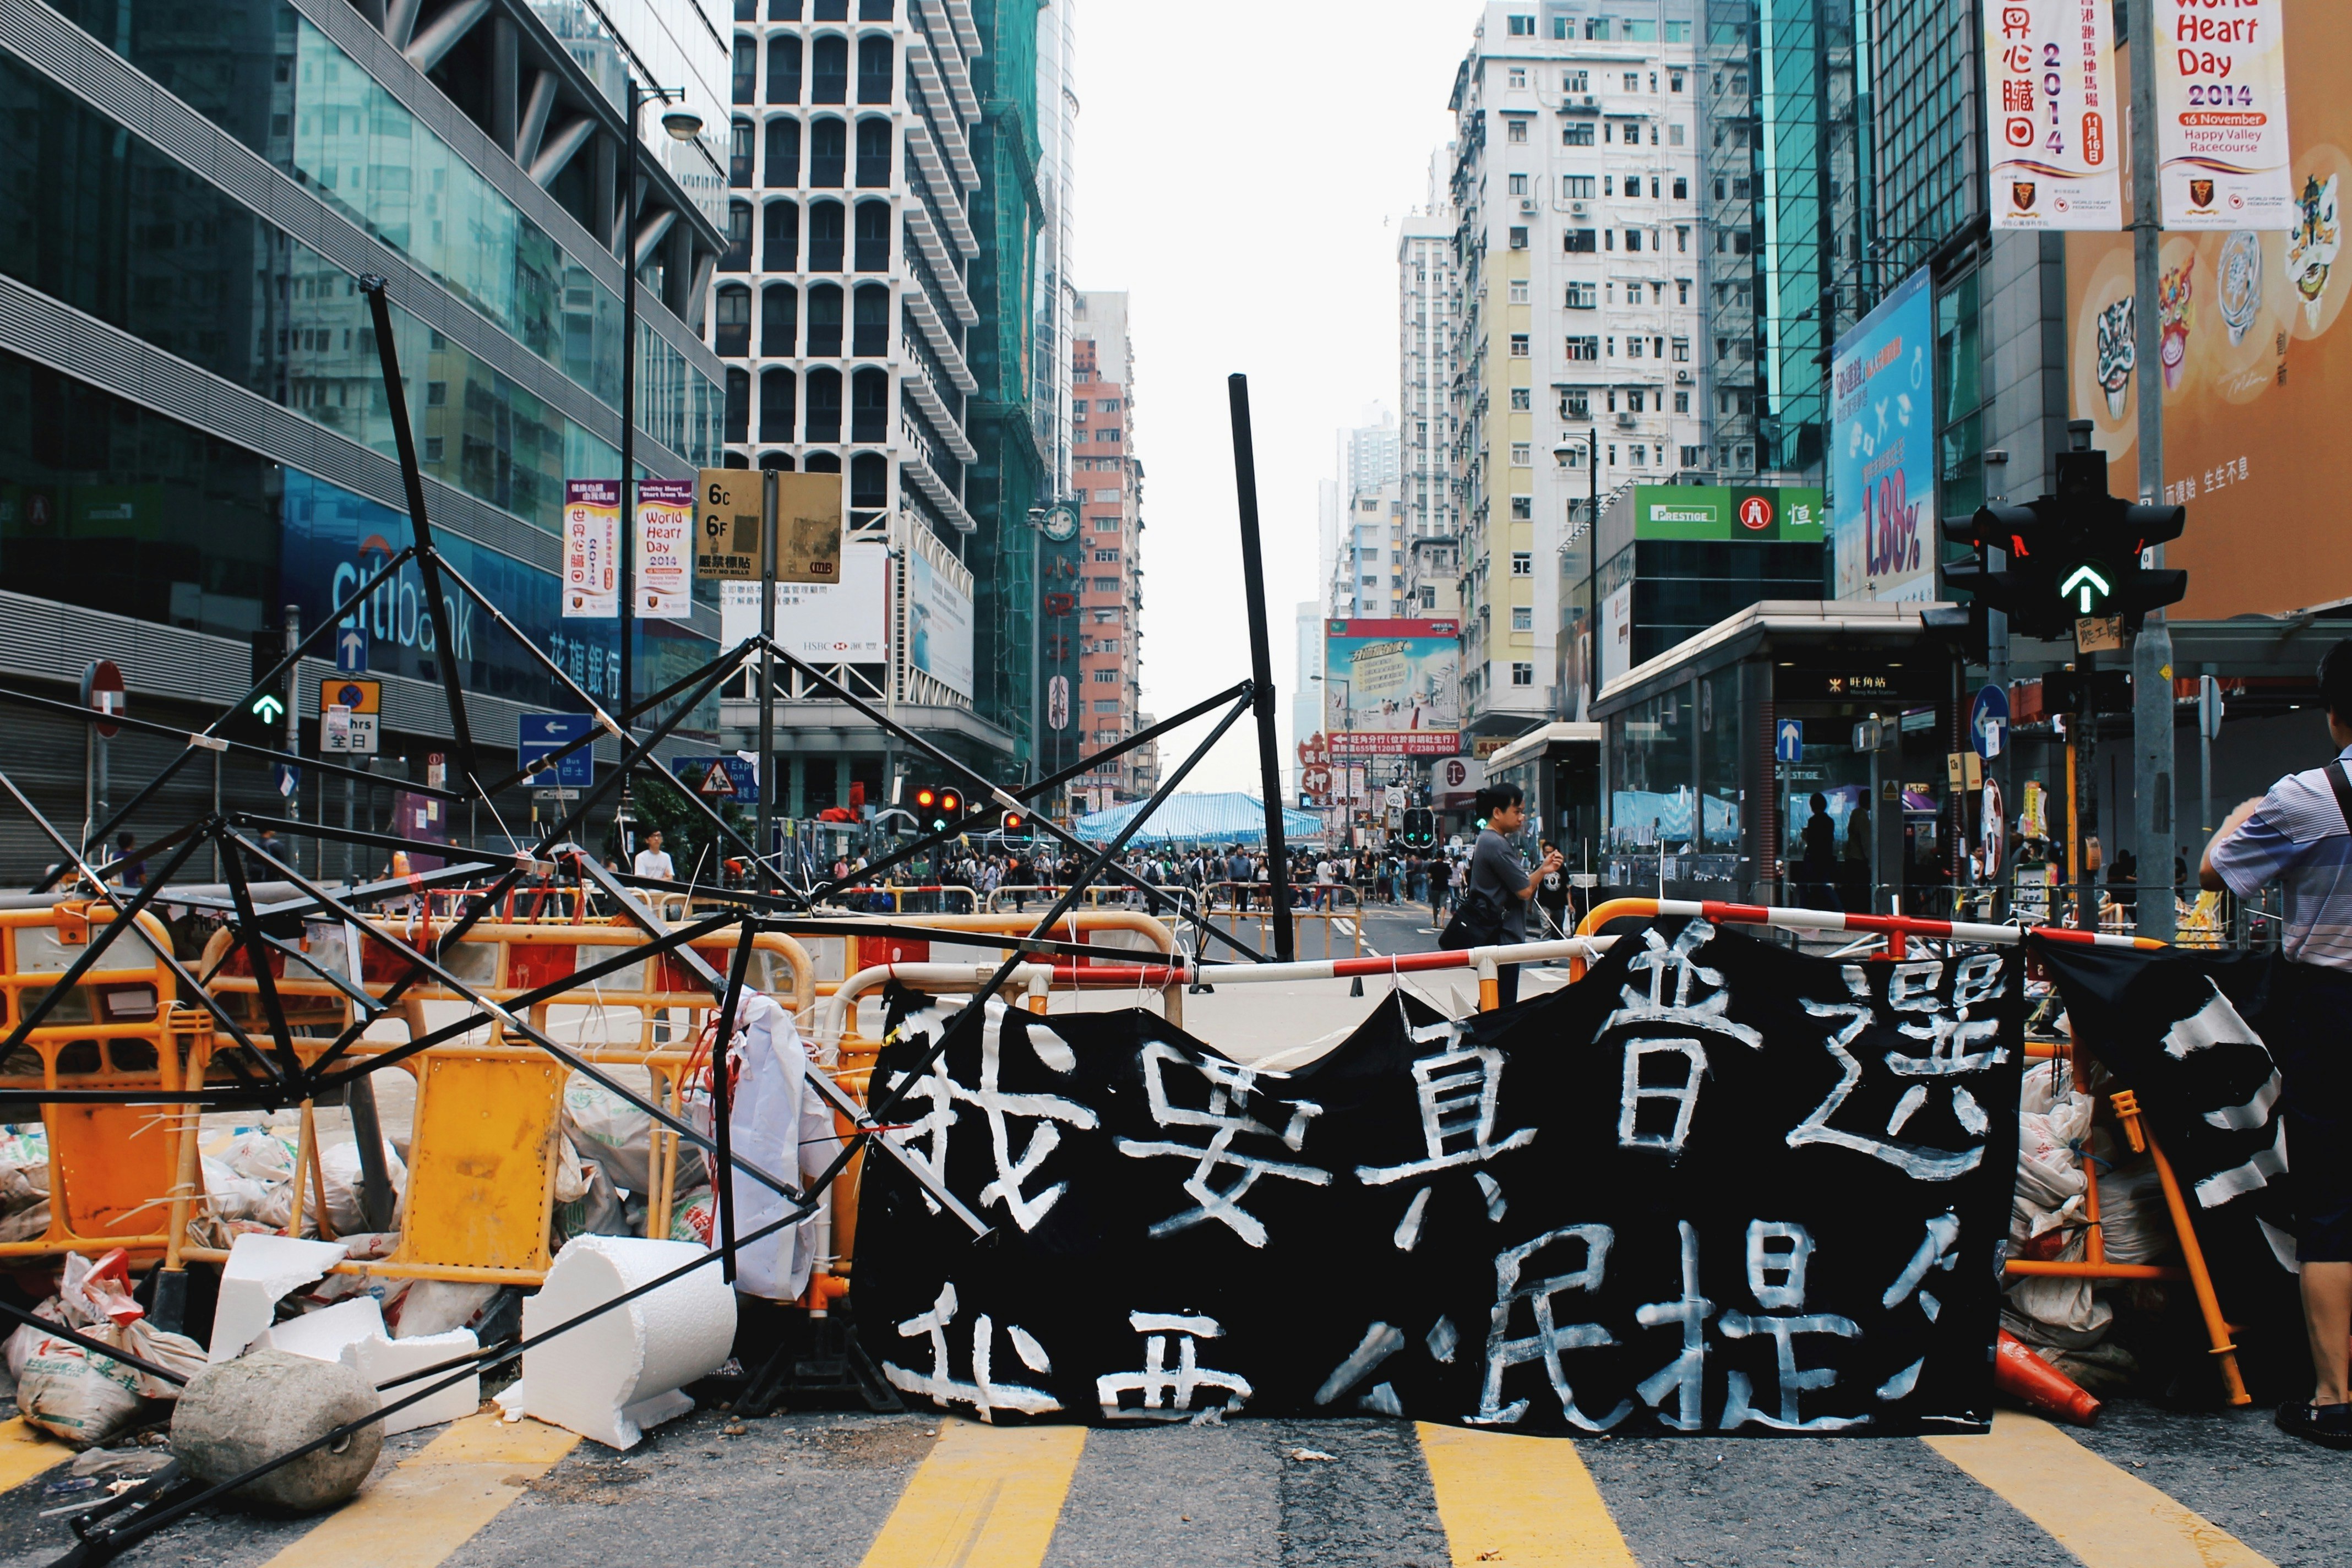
[
  {"xmin": 334, "ymin": 623, "xmax": 369, "ymax": 674},
  {"xmin": 1774, "ymin": 718, "xmax": 1804, "ymax": 764},
  {"xmin": 1969, "ymin": 684, "xmax": 2009, "ymax": 760},
  {"xmin": 519, "ymin": 713, "xmax": 595, "ymax": 788}
]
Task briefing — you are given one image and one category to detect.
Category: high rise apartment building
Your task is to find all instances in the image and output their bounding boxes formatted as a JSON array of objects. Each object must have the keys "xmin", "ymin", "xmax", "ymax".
[
  {"xmin": 1068, "ymin": 290, "xmax": 1144, "ymax": 803},
  {"xmin": 1437, "ymin": 2, "xmax": 1707, "ymax": 744},
  {"xmin": 712, "ymin": 0, "xmax": 1052, "ymax": 807},
  {"xmin": 1328, "ymin": 415, "xmax": 1403, "ymax": 619}
]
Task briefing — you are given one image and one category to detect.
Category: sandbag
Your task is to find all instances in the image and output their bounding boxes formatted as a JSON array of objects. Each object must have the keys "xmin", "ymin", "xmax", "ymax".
[
  {"xmin": 717, "ymin": 995, "xmax": 834, "ymax": 1300},
  {"xmin": 318, "ymin": 1138, "xmax": 406, "ymax": 1238}
]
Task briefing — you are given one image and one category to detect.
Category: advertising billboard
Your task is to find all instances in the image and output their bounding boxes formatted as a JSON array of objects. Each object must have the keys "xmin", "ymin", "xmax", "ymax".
[
  {"xmin": 561, "ymin": 479, "xmax": 618, "ymax": 618},
  {"xmin": 2066, "ymin": 1, "xmax": 2346, "ymax": 618},
  {"xmin": 907, "ymin": 548, "xmax": 975, "ymax": 699},
  {"xmin": 719, "ymin": 538, "xmax": 889, "ymax": 660},
  {"xmin": 1323, "ymin": 618, "xmax": 1460, "ymax": 756},
  {"xmin": 635, "ymin": 478, "xmax": 694, "ymax": 620},
  {"xmin": 1830, "ymin": 266, "xmax": 1937, "ymax": 603},
  {"xmin": 1630, "ymin": 484, "xmax": 1825, "ymax": 541},
  {"xmin": 1983, "ymin": 0, "xmax": 2123, "ymax": 230}
]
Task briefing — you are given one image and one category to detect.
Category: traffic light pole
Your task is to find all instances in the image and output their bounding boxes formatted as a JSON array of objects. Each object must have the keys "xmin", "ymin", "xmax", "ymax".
[
  {"xmin": 2127, "ymin": 0, "xmax": 2177, "ymax": 939},
  {"xmin": 757, "ymin": 470, "xmax": 777, "ymax": 894},
  {"xmin": 2073, "ymin": 651, "xmax": 2099, "ymax": 933}
]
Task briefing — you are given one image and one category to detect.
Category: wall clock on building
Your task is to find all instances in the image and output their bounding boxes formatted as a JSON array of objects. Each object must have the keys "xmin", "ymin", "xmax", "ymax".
[{"xmin": 1041, "ymin": 503, "xmax": 1080, "ymax": 542}]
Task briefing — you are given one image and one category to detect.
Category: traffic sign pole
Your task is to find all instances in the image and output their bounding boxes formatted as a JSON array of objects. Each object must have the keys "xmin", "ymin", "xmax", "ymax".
[
  {"xmin": 2127, "ymin": 0, "xmax": 2175, "ymax": 940},
  {"xmin": 758, "ymin": 468, "xmax": 777, "ymax": 893}
]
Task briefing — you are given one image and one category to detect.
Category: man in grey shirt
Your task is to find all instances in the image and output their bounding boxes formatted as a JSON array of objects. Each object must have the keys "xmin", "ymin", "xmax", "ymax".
[{"xmin": 1472, "ymin": 783, "xmax": 1562, "ymax": 1006}]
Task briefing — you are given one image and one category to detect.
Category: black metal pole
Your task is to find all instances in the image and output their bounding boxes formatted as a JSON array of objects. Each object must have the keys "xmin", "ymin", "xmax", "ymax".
[
  {"xmin": 618, "ymin": 79, "xmax": 641, "ymax": 861},
  {"xmin": 1226, "ymin": 374, "xmax": 1293, "ymax": 960},
  {"xmin": 357, "ymin": 277, "xmax": 477, "ymax": 787}
]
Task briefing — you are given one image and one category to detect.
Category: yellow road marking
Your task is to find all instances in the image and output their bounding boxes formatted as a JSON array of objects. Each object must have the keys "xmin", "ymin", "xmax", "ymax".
[
  {"xmin": 1925, "ymin": 1410, "xmax": 2274, "ymax": 1568},
  {"xmin": 0, "ymin": 1417, "xmax": 72, "ymax": 1493},
  {"xmin": 1416, "ymin": 1422, "xmax": 1640, "ymax": 1567},
  {"xmin": 258, "ymin": 1412, "xmax": 579, "ymax": 1568},
  {"xmin": 856, "ymin": 1420, "xmax": 1086, "ymax": 1568}
]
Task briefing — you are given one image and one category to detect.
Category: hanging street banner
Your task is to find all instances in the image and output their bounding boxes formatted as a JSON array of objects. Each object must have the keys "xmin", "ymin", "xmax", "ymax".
[
  {"xmin": 636, "ymin": 478, "xmax": 696, "ymax": 620},
  {"xmin": 856, "ymin": 919, "xmax": 2023, "ymax": 1434},
  {"xmin": 562, "ymin": 479, "xmax": 619, "ymax": 618},
  {"xmin": 2155, "ymin": 0, "xmax": 2296, "ymax": 230},
  {"xmin": 773, "ymin": 471, "xmax": 844, "ymax": 585},
  {"xmin": 1832, "ymin": 268, "xmax": 1935, "ymax": 602},
  {"xmin": 2032, "ymin": 940, "xmax": 2309, "ymax": 1380},
  {"xmin": 1984, "ymin": 0, "xmax": 2123, "ymax": 230}
]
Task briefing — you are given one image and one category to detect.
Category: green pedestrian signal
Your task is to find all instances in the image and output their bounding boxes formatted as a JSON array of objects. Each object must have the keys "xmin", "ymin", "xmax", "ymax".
[
  {"xmin": 251, "ymin": 694, "xmax": 285, "ymax": 725},
  {"xmin": 2058, "ymin": 563, "xmax": 2112, "ymax": 616}
]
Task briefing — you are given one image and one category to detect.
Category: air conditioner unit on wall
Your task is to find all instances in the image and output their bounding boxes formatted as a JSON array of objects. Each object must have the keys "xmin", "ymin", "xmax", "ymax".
[
  {"xmin": 1675, "ymin": 369, "xmax": 1692, "ymax": 384},
  {"xmin": 1520, "ymin": 198, "xmax": 1538, "ymax": 215},
  {"xmin": 1570, "ymin": 201, "xmax": 1588, "ymax": 214}
]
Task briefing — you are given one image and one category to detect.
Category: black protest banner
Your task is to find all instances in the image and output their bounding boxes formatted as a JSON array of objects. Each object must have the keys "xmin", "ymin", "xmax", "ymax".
[
  {"xmin": 2029, "ymin": 939, "xmax": 2313, "ymax": 1389},
  {"xmin": 852, "ymin": 918, "xmax": 2022, "ymax": 1435}
]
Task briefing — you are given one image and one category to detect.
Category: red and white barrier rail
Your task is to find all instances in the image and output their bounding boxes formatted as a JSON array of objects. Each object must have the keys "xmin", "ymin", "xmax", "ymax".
[{"xmin": 1575, "ymin": 897, "xmax": 2166, "ymax": 955}]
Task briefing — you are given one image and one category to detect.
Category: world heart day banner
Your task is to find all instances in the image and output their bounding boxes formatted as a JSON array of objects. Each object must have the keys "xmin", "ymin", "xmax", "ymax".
[
  {"xmin": 2032, "ymin": 940, "xmax": 2317, "ymax": 1388},
  {"xmin": 852, "ymin": 919, "xmax": 2024, "ymax": 1436}
]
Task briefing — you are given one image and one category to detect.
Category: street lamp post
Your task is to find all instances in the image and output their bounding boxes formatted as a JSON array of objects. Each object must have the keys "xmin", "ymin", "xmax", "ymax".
[{"xmin": 616, "ymin": 79, "xmax": 703, "ymax": 857}]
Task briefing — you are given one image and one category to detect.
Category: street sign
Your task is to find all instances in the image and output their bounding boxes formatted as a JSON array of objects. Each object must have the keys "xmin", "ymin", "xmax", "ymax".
[
  {"xmin": 1981, "ymin": 777, "xmax": 2006, "ymax": 880},
  {"xmin": 519, "ymin": 714, "xmax": 595, "ymax": 788},
  {"xmin": 2198, "ymin": 674, "xmax": 2225, "ymax": 740},
  {"xmin": 671, "ymin": 755, "xmax": 758, "ymax": 803},
  {"xmin": 1774, "ymin": 718, "xmax": 1804, "ymax": 763},
  {"xmin": 271, "ymin": 762, "xmax": 301, "ymax": 797},
  {"xmin": 317, "ymin": 678, "xmax": 381, "ymax": 755},
  {"xmin": 1969, "ymin": 684, "xmax": 2009, "ymax": 760},
  {"xmin": 80, "ymin": 660, "xmax": 124, "ymax": 739},
  {"xmin": 1047, "ymin": 674, "xmax": 1069, "ymax": 731},
  {"xmin": 334, "ymin": 623, "xmax": 369, "ymax": 674}
]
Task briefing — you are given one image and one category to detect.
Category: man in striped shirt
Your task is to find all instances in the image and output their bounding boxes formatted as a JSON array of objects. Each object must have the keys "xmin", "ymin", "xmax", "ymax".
[{"xmin": 2203, "ymin": 638, "xmax": 2352, "ymax": 1450}]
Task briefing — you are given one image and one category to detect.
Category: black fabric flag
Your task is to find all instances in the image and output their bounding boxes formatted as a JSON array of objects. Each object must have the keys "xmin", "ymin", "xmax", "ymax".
[
  {"xmin": 853, "ymin": 918, "xmax": 2023, "ymax": 1435},
  {"xmin": 2030, "ymin": 939, "xmax": 2310, "ymax": 1384}
]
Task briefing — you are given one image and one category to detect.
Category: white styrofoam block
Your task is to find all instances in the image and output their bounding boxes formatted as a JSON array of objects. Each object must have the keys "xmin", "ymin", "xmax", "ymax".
[
  {"xmin": 341, "ymin": 1329, "xmax": 480, "ymax": 1435},
  {"xmin": 253, "ymin": 1296, "xmax": 385, "ymax": 1364},
  {"xmin": 518, "ymin": 1235, "xmax": 736, "ymax": 1450},
  {"xmin": 208, "ymin": 1234, "xmax": 350, "ymax": 1363}
]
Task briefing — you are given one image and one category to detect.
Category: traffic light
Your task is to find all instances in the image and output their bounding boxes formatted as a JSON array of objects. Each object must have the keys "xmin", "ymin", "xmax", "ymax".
[
  {"xmin": 1000, "ymin": 809, "xmax": 1028, "ymax": 837},
  {"xmin": 1398, "ymin": 807, "xmax": 1436, "ymax": 849},
  {"xmin": 225, "ymin": 630, "xmax": 290, "ymax": 746},
  {"xmin": 1941, "ymin": 439, "xmax": 2186, "ymax": 641},
  {"xmin": 913, "ymin": 784, "xmax": 962, "ymax": 832}
]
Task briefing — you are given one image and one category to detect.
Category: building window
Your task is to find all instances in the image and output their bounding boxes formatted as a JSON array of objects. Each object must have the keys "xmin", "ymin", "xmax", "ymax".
[
  {"xmin": 1507, "ymin": 117, "xmax": 1528, "ymax": 143},
  {"xmin": 1512, "ymin": 606, "xmax": 1532, "ymax": 631},
  {"xmin": 1625, "ymin": 229, "xmax": 1643, "ymax": 253},
  {"xmin": 1565, "ymin": 176, "xmax": 1595, "ymax": 200},
  {"xmin": 1093, "ymin": 668, "xmax": 1118, "ymax": 683},
  {"xmin": 1665, "ymin": 21, "xmax": 1691, "ymax": 42},
  {"xmin": 1510, "ymin": 334, "xmax": 1530, "ymax": 357},
  {"xmin": 768, "ymin": 35, "xmax": 803, "ymax": 103},
  {"xmin": 1510, "ymin": 443, "xmax": 1532, "ymax": 466},
  {"xmin": 1564, "ymin": 228, "xmax": 1597, "ymax": 253},
  {"xmin": 1093, "ymin": 548, "xmax": 1119, "ymax": 562},
  {"xmin": 765, "ymin": 118, "xmax": 801, "ymax": 186},
  {"xmin": 1566, "ymin": 281, "xmax": 1598, "ymax": 308},
  {"xmin": 1507, "ymin": 14, "xmax": 1534, "ymax": 35},
  {"xmin": 733, "ymin": 36, "xmax": 757, "ymax": 104},
  {"xmin": 1565, "ymin": 70, "xmax": 1589, "ymax": 92},
  {"xmin": 1510, "ymin": 387, "xmax": 1530, "ymax": 410},
  {"xmin": 1566, "ymin": 335, "xmax": 1599, "ymax": 360},
  {"xmin": 1631, "ymin": 444, "xmax": 1648, "ymax": 466},
  {"xmin": 1511, "ymin": 552, "xmax": 1533, "ymax": 575},
  {"xmin": 1672, "ymin": 338, "xmax": 1690, "ymax": 362},
  {"xmin": 1561, "ymin": 389, "xmax": 1591, "ymax": 419},
  {"xmin": 1564, "ymin": 121, "xmax": 1596, "ymax": 147},
  {"xmin": 1669, "ymin": 123, "xmax": 1685, "ymax": 147},
  {"xmin": 812, "ymin": 33, "xmax": 848, "ymax": 102},
  {"xmin": 1512, "ymin": 663, "xmax": 1535, "ymax": 686},
  {"xmin": 1585, "ymin": 18, "xmax": 1610, "ymax": 39},
  {"xmin": 1508, "ymin": 67, "xmax": 1528, "ymax": 89},
  {"xmin": 1629, "ymin": 336, "xmax": 1645, "ymax": 359},
  {"xmin": 1623, "ymin": 72, "xmax": 1640, "ymax": 91},
  {"xmin": 1670, "ymin": 69, "xmax": 1686, "ymax": 91},
  {"xmin": 764, "ymin": 200, "xmax": 799, "ymax": 269},
  {"xmin": 1510, "ymin": 493, "xmax": 1533, "ymax": 518},
  {"xmin": 1681, "ymin": 444, "xmax": 1705, "ymax": 467},
  {"xmin": 714, "ymin": 285, "xmax": 752, "ymax": 355},
  {"xmin": 730, "ymin": 118, "xmax": 755, "ymax": 186},
  {"xmin": 1509, "ymin": 226, "xmax": 1529, "ymax": 249},
  {"xmin": 1674, "ymin": 391, "xmax": 1690, "ymax": 413},
  {"xmin": 1509, "ymin": 277, "xmax": 1530, "ymax": 303}
]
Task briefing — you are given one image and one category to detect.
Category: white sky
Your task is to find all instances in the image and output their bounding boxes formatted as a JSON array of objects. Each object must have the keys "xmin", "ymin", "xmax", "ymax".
[{"xmin": 1069, "ymin": 1, "xmax": 1473, "ymax": 796}]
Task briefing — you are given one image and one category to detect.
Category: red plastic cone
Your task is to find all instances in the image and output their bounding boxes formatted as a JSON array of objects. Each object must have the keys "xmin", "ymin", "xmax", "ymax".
[{"xmin": 1995, "ymin": 1330, "xmax": 2101, "ymax": 1425}]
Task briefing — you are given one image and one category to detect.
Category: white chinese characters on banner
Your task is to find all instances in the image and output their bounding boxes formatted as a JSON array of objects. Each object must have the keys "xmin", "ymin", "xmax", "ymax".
[
  {"xmin": 635, "ymin": 479, "xmax": 695, "ymax": 620},
  {"xmin": 2155, "ymin": 0, "xmax": 2295, "ymax": 230},
  {"xmin": 1983, "ymin": 1, "xmax": 2122, "ymax": 230},
  {"xmin": 562, "ymin": 479, "xmax": 618, "ymax": 618}
]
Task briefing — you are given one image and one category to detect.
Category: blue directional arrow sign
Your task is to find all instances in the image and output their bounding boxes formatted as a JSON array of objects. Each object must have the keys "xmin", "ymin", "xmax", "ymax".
[
  {"xmin": 334, "ymin": 623, "xmax": 369, "ymax": 674},
  {"xmin": 1969, "ymin": 683, "xmax": 2010, "ymax": 760},
  {"xmin": 1774, "ymin": 718, "xmax": 1804, "ymax": 763},
  {"xmin": 270, "ymin": 762, "xmax": 301, "ymax": 797},
  {"xmin": 519, "ymin": 713, "xmax": 595, "ymax": 788}
]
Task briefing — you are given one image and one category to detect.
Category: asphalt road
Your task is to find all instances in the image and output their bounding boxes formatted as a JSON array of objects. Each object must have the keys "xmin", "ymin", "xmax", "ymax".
[{"xmin": 0, "ymin": 1395, "xmax": 2335, "ymax": 1568}]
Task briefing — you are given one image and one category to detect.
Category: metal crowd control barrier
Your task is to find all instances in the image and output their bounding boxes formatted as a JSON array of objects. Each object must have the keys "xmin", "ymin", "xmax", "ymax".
[
  {"xmin": 0, "ymin": 904, "xmax": 211, "ymax": 1266},
  {"xmin": 983, "ymin": 883, "xmax": 1199, "ymax": 921},
  {"xmin": 1569, "ymin": 895, "xmax": 2247, "ymax": 1404},
  {"xmin": 1202, "ymin": 880, "xmax": 1366, "ymax": 965},
  {"xmin": 809, "ymin": 909, "xmax": 1185, "ymax": 1034},
  {"xmin": 191, "ymin": 920, "xmax": 817, "ymax": 1286},
  {"xmin": 817, "ymin": 884, "xmax": 980, "ymax": 916}
]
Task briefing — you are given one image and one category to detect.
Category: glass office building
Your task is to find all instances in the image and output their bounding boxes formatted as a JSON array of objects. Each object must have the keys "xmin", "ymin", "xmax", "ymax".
[{"xmin": 0, "ymin": 0, "xmax": 727, "ymax": 864}]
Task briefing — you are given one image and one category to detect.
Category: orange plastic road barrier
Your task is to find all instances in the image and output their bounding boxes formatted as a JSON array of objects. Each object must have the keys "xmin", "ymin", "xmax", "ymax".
[
  {"xmin": 0, "ymin": 905, "xmax": 211, "ymax": 1268},
  {"xmin": 1994, "ymin": 1330, "xmax": 2102, "ymax": 1425}
]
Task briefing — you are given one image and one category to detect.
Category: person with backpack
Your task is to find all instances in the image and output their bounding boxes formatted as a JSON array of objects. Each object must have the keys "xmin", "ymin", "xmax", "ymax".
[
  {"xmin": 1441, "ymin": 786, "xmax": 1560, "ymax": 1006},
  {"xmin": 2202, "ymin": 638, "xmax": 2352, "ymax": 1451}
]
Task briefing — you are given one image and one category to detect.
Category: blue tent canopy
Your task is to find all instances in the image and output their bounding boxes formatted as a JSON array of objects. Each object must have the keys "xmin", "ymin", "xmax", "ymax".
[{"xmin": 1071, "ymin": 792, "xmax": 1324, "ymax": 846}]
